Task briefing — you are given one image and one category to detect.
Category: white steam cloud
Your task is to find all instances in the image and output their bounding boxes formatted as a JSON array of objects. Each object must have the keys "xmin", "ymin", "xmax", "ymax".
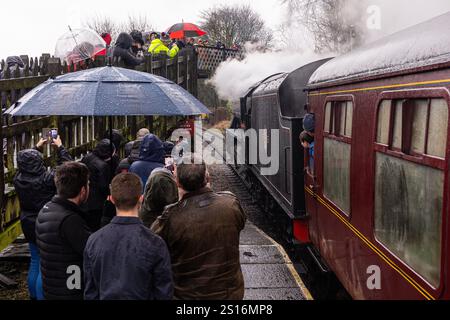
[
  {"xmin": 209, "ymin": 0, "xmax": 450, "ymax": 101},
  {"xmin": 209, "ymin": 43, "xmax": 324, "ymax": 101}
]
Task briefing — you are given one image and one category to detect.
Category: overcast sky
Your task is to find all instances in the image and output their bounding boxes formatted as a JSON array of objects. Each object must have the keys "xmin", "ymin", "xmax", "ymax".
[
  {"xmin": 0, "ymin": 0, "xmax": 282, "ymax": 59},
  {"xmin": 1, "ymin": 0, "xmax": 450, "ymax": 60}
]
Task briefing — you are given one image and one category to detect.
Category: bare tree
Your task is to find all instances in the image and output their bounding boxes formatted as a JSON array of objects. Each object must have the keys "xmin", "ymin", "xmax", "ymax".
[
  {"xmin": 281, "ymin": 0, "xmax": 365, "ymax": 53},
  {"xmin": 122, "ymin": 14, "xmax": 153, "ymax": 33},
  {"xmin": 84, "ymin": 15, "xmax": 120, "ymax": 41},
  {"xmin": 84, "ymin": 14, "xmax": 154, "ymax": 45},
  {"xmin": 200, "ymin": 5, "xmax": 273, "ymax": 49}
]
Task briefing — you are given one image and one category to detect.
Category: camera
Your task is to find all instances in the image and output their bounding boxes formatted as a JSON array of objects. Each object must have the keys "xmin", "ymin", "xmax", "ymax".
[{"xmin": 42, "ymin": 128, "xmax": 58, "ymax": 141}]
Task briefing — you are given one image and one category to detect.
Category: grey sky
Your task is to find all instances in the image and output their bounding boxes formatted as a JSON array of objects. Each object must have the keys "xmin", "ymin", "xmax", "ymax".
[
  {"xmin": 0, "ymin": 0, "xmax": 282, "ymax": 59},
  {"xmin": 1, "ymin": 0, "xmax": 450, "ymax": 60}
]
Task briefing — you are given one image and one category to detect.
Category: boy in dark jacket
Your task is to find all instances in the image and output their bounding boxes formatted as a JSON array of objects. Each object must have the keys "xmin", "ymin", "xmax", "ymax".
[
  {"xmin": 84, "ymin": 173, "xmax": 173, "ymax": 300},
  {"xmin": 13, "ymin": 136, "xmax": 72, "ymax": 300}
]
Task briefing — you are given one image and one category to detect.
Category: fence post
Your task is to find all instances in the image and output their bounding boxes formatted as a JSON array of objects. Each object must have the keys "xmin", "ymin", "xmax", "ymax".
[
  {"xmin": 182, "ymin": 51, "xmax": 188, "ymax": 90},
  {"xmin": 174, "ymin": 54, "xmax": 180, "ymax": 85},
  {"xmin": 32, "ymin": 57, "xmax": 39, "ymax": 76},
  {"xmin": 160, "ymin": 55, "xmax": 167, "ymax": 79},
  {"xmin": 191, "ymin": 50, "xmax": 198, "ymax": 97},
  {"xmin": 47, "ymin": 58, "xmax": 62, "ymax": 77},
  {"xmin": 39, "ymin": 54, "xmax": 51, "ymax": 75}
]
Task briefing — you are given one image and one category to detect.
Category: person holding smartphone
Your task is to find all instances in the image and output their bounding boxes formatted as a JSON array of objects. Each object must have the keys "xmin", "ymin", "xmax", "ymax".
[{"xmin": 13, "ymin": 134, "xmax": 72, "ymax": 300}]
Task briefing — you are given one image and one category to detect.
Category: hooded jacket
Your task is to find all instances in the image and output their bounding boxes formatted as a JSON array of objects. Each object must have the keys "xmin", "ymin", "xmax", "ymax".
[
  {"xmin": 117, "ymin": 139, "xmax": 143, "ymax": 173},
  {"xmin": 112, "ymin": 33, "xmax": 143, "ymax": 69},
  {"xmin": 129, "ymin": 134, "xmax": 165, "ymax": 188},
  {"xmin": 13, "ymin": 146, "xmax": 72, "ymax": 243},
  {"xmin": 81, "ymin": 140, "xmax": 114, "ymax": 230},
  {"xmin": 140, "ymin": 169, "xmax": 179, "ymax": 227}
]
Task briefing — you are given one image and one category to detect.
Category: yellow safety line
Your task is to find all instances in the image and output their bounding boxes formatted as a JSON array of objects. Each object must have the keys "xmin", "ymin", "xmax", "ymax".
[
  {"xmin": 305, "ymin": 187, "xmax": 435, "ymax": 300},
  {"xmin": 252, "ymin": 224, "xmax": 314, "ymax": 300},
  {"xmin": 308, "ymin": 78, "xmax": 450, "ymax": 96}
]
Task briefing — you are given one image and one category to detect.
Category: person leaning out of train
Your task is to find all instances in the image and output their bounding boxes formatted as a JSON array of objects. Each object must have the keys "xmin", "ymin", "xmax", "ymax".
[
  {"xmin": 13, "ymin": 136, "xmax": 72, "ymax": 300},
  {"xmin": 300, "ymin": 131, "xmax": 315, "ymax": 174},
  {"xmin": 140, "ymin": 168, "xmax": 179, "ymax": 228},
  {"xmin": 151, "ymin": 157, "xmax": 246, "ymax": 300},
  {"xmin": 303, "ymin": 113, "xmax": 315, "ymax": 137},
  {"xmin": 84, "ymin": 173, "xmax": 173, "ymax": 300},
  {"xmin": 35, "ymin": 162, "xmax": 91, "ymax": 300}
]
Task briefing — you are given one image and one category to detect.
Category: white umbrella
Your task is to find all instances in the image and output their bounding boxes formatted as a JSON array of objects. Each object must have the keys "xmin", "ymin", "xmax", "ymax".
[{"xmin": 54, "ymin": 27, "xmax": 106, "ymax": 64}]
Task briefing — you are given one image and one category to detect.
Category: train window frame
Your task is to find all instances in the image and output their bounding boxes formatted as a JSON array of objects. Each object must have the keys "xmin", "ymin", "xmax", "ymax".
[
  {"xmin": 322, "ymin": 95, "xmax": 355, "ymax": 218},
  {"xmin": 372, "ymin": 88, "xmax": 450, "ymax": 293}
]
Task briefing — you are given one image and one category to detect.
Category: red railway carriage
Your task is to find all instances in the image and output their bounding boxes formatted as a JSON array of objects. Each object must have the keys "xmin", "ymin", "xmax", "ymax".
[{"xmin": 305, "ymin": 13, "xmax": 450, "ymax": 299}]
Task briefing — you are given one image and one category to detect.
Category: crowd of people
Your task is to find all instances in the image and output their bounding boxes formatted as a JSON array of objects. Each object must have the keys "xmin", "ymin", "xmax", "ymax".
[
  {"xmin": 14, "ymin": 128, "xmax": 247, "ymax": 300},
  {"xmin": 75, "ymin": 29, "xmax": 241, "ymax": 69}
]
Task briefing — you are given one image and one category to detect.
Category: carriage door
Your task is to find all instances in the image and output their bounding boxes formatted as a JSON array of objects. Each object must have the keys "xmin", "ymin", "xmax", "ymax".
[{"xmin": 373, "ymin": 91, "xmax": 449, "ymax": 296}]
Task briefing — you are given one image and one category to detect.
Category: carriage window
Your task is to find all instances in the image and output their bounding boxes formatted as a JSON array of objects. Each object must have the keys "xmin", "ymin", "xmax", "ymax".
[
  {"xmin": 324, "ymin": 101, "xmax": 353, "ymax": 137},
  {"xmin": 324, "ymin": 102, "xmax": 331, "ymax": 133},
  {"xmin": 376, "ymin": 98, "xmax": 448, "ymax": 158},
  {"xmin": 392, "ymin": 101, "xmax": 403, "ymax": 150},
  {"xmin": 344, "ymin": 102, "xmax": 353, "ymax": 137},
  {"xmin": 323, "ymin": 100, "xmax": 353, "ymax": 215},
  {"xmin": 374, "ymin": 153, "xmax": 443, "ymax": 288},
  {"xmin": 377, "ymin": 100, "xmax": 390, "ymax": 145},
  {"xmin": 374, "ymin": 97, "xmax": 448, "ymax": 288},
  {"xmin": 428, "ymin": 99, "xmax": 449, "ymax": 158},
  {"xmin": 410, "ymin": 99, "xmax": 428, "ymax": 154},
  {"xmin": 324, "ymin": 138, "xmax": 351, "ymax": 214}
]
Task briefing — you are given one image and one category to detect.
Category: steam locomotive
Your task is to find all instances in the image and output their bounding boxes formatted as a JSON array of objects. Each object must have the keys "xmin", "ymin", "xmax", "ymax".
[{"xmin": 233, "ymin": 12, "xmax": 450, "ymax": 299}]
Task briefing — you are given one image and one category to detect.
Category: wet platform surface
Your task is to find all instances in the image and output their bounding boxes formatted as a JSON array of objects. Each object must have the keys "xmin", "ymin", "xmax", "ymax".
[
  {"xmin": 1, "ymin": 224, "xmax": 312, "ymax": 300},
  {"xmin": 240, "ymin": 222, "xmax": 312, "ymax": 300}
]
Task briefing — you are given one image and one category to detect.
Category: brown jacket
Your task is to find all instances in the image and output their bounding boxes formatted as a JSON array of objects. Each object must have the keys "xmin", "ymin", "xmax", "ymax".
[{"xmin": 151, "ymin": 187, "xmax": 246, "ymax": 300}]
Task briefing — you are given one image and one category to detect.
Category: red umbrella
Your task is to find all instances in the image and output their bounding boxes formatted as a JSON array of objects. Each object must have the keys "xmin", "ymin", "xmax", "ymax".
[{"xmin": 166, "ymin": 22, "xmax": 207, "ymax": 39}]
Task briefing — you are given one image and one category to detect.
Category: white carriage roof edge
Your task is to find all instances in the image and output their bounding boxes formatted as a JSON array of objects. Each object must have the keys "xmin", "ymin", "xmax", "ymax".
[{"xmin": 308, "ymin": 11, "xmax": 450, "ymax": 86}]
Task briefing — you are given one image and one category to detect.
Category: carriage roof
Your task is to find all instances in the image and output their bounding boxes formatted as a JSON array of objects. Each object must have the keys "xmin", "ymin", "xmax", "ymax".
[{"xmin": 308, "ymin": 12, "xmax": 450, "ymax": 87}]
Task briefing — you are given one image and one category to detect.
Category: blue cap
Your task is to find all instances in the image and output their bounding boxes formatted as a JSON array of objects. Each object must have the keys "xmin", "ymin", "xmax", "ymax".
[{"xmin": 303, "ymin": 113, "xmax": 315, "ymax": 133}]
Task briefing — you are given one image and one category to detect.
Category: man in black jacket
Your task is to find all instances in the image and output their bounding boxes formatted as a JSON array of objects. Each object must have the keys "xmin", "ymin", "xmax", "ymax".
[
  {"xmin": 112, "ymin": 32, "xmax": 144, "ymax": 69},
  {"xmin": 35, "ymin": 161, "xmax": 91, "ymax": 300},
  {"xmin": 84, "ymin": 173, "xmax": 173, "ymax": 300},
  {"xmin": 81, "ymin": 139, "xmax": 114, "ymax": 231}
]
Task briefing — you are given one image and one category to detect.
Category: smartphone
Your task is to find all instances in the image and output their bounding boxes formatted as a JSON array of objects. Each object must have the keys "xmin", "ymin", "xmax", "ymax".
[{"xmin": 42, "ymin": 128, "xmax": 58, "ymax": 141}]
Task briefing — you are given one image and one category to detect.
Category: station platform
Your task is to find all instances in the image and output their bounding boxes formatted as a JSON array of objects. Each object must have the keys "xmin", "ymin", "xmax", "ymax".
[
  {"xmin": 241, "ymin": 222, "xmax": 312, "ymax": 300},
  {"xmin": 1, "ymin": 223, "xmax": 312, "ymax": 300}
]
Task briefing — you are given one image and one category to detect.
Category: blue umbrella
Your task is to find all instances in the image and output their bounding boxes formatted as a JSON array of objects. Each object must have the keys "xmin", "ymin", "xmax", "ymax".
[{"xmin": 5, "ymin": 66, "xmax": 211, "ymax": 116}]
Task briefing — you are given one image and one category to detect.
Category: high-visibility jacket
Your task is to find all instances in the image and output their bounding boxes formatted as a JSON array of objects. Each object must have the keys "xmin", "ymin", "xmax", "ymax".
[{"xmin": 148, "ymin": 39, "xmax": 179, "ymax": 58}]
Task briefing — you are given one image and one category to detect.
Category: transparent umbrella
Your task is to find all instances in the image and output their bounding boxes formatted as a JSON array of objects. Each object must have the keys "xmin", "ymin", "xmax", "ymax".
[{"xmin": 54, "ymin": 28, "xmax": 106, "ymax": 64}]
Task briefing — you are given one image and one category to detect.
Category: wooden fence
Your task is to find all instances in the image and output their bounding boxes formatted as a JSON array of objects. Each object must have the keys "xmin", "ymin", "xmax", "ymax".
[
  {"xmin": 0, "ymin": 49, "xmax": 198, "ymax": 250},
  {"xmin": 196, "ymin": 46, "xmax": 243, "ymax": 78}
]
